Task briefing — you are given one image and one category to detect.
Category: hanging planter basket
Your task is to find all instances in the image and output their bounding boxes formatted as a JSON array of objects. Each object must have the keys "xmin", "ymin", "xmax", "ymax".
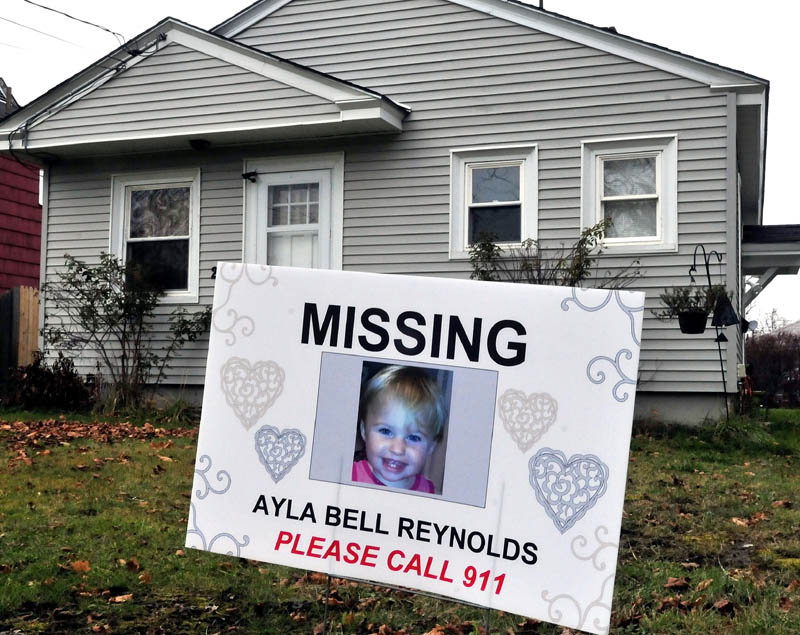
[{"xmin": 678, "ymin": 309, "xmax": 708, "ymax": 334}]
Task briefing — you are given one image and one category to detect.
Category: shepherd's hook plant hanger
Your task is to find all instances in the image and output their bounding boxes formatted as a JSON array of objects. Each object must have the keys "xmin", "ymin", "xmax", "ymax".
[{"xmin": 688, "ymin": 244, "xmax": 738, "ymax": 422}]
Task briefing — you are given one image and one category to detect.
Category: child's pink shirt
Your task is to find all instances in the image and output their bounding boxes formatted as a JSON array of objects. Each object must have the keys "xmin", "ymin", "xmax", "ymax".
[{"xmin": 351, "ymin": 459, "xmax": 435, "ymax": 493}]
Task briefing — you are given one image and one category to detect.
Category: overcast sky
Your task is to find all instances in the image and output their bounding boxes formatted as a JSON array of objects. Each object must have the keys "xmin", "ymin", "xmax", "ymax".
[{"xmin": 1, "ymin": 0, "xmax": 797, "ymax": 324}]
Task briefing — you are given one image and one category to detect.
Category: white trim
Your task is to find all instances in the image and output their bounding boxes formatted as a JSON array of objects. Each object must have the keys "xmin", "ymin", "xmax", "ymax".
[
  {"xmin": 38, "ymin": 167, "xmax": 49, "ymax": 351},
  {"xmin": 449, "ymin": 144, "xmax": 538, "ymax": 260},
  {"xmin": 214, "ymin": 0, "xmax": 765, "ymax": 88},
  {"xmin": 167, "ymin": 27, "xmax": 379, "ymax": 104},
  {"xmin": 109, "ymin": 168, "xmax": 201, "ymax": 304},
  {"xmin": 214, "ymin": 0, "xmax": 294, "ymax": 37},
  {"xmin": 581, "ymin": 134, "xmax": 678, "ymax": 254},
  {"xmin": 243, "ymin": 152, "xmax": 344, "ymax": 270}
]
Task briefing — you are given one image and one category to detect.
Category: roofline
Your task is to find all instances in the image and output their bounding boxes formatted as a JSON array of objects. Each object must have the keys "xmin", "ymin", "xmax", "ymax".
[
  {"xmin": 0, "ymin": 15, "xmax": 407, "ymax": 134},
  {"xmin": 214, "ymin": 0, "xmax": 768, "ymax": 89}
]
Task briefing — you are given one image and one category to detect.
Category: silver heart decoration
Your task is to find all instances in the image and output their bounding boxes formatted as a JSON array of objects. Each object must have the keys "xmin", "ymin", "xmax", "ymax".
[
  {"xmin": 529, "ymin": 448, "xmax": 609, "ymax": 534},
  {"xmin": 255, "ymin": 425, "xmax": 306, "ymax": 483},
  {"xmin": 497, "ymin": 389, "xmax": 558, "ymax": 452},
  {"xmin": 220, "ymin": 357, "xmax": 285, "ymax": 430}
]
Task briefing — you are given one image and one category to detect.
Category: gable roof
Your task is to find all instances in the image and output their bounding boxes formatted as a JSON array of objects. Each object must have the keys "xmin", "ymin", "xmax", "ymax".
[
  {"xmin": 214, "ymin": 0, "xmax": 768, "ymax": 89},
  {"xmin": 0, "ymin": 18, "xmax": 408, "ymax": 157}
]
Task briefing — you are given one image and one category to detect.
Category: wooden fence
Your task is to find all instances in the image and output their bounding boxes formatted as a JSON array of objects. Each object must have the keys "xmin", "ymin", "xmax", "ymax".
[{"xmin": 0, "ymin": 286, "xmax": 39, "ymax": 385}]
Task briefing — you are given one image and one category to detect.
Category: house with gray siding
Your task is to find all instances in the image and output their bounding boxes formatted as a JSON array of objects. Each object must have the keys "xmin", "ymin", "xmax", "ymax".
[{"xmin": 2, "ymin": 0, "xmax": 798, "ymax": 422}]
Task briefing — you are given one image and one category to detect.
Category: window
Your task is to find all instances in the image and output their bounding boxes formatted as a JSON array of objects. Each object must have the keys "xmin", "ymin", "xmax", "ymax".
[
  {"xmin": 110, "ymin": 169, "xmax": 200, "ymax": 303},
  {"xmin": 243, "ymin": 153, "xmax": 344, "ymax": 269},
  {"xmin": 450, "ymin": 145, "xmax": 537, "ymax": 259},
  {"xmin": 582, "ymin": 135, "xmax": 677, "ymax": 252}
]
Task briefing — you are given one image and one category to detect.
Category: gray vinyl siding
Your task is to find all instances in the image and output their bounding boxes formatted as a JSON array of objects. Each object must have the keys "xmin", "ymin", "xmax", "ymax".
[
  {"xmin": 42, "ymin": 0, "xmax": 735, "ymax": 391},
  {"xmin": 30, "ymin": 43, "xmax": 339, "ymax": 146},
  {"xmin": 44, "ymin": 155, "xmax": 244, "ymax": 382},
  {"xmin": 233, "ymin": 0, "xmax": 731, "ymax": 392}
]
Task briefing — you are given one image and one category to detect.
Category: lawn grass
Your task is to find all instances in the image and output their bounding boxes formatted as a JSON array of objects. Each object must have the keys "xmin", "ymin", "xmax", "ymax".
[{"xmin": 1, "ymin": 410, "xmax": 799, "ymax": 634}]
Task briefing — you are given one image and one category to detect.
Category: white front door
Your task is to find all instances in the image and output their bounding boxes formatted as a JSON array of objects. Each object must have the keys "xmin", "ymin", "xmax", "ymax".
[{"xmin": 243, "ymin": 153, "xmax": 344, "ymax": 269}]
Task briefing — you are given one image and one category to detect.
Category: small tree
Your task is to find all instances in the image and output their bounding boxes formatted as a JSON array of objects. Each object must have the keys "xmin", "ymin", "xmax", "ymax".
[
  {"xmin": 42, "ymin": 253, "xmax": 211, "ymax": 411},
  {"xmin": 468, "ymin": 219, "xmax": 642, "ymax": 288}
]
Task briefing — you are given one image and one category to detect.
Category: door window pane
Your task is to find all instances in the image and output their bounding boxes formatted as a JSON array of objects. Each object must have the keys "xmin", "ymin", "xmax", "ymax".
[{"xmin": 269, "ymin": 183, "xmax": 319, "ymax": 226}]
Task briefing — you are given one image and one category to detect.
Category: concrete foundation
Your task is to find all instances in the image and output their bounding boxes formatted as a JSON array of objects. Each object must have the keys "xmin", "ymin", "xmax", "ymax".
[{"xmin": 634, "ymin": 391, "xmax": 734, "ymax": 426}]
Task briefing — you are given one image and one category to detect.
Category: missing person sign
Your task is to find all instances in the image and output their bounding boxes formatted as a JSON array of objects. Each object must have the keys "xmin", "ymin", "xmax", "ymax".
[{"xmin": 187, "ymin": 263, "xmax": 644, "ymax": 634}]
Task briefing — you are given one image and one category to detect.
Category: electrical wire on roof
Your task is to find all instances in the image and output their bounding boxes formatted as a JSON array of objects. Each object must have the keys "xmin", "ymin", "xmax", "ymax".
[
  {"xmin": 23, "ymin": 0, "xmax": 126, "ymax": 48},
  {"xmin": 0, "ymin": 15, "xmax": 79, "ymax": 46},
  {"xmin": 5, "ymin": 31, "xmax": 168, "ymax": 165}
]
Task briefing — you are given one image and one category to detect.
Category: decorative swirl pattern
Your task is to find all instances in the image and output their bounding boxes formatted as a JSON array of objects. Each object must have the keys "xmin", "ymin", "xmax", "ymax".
[
  {"xmin": 529, "ymin": 448, "xmax": 609, "ymax": 534},
  {"xmin": 186, "ymin": 502, "xmax": 250, "ymax": 557},
  {"xmin": 212, "ymin": 263, "xmax": 278, "ymax": 346},
  {"xmin": 541, "ymin": 573, "xmax": 615, "ymax": 634},
  {"xmin": 497, "ymin": 389, "xmax": 558, "ymax": 451},
  {"xmin": 560, "ymin": 288, "xmax": 613, "ymax": 314},
  {"xmin": 571, "ymin": 525, "xmax": 617, "ymax": 572},
  {"xmin": 587, "ymin": 349, "xmax": 635, "ymax": 403},
  {"xmin": 561, "ymin": 289, "xmax": 643, "ymax": 348},
  {"xmin": 220, "ymin": 357, "xmax": 285, "ymax": 430},
  {"xmin": 194, "ymin": 454, "xmax": 232, "ymax": 500},
  {"xmin": 542, "ymin": 524, "xmax": 619, "ymax": 634}
]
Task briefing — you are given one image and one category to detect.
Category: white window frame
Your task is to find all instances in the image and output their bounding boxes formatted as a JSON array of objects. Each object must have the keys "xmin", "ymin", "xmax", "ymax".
[
  {"xmin": 243, "ymin": 152, "xmax": 344, "ymax": 269},
  {"xmin": 110, "ymin": 169, "xmax": 201, "ymax": 304},
  {"xmin": 449, "ymin": 144, "xmax": 538, "ymax": 260},
  {"xmin": 581, "ymin": 134, "xmax": 678, "ymax": 253}
]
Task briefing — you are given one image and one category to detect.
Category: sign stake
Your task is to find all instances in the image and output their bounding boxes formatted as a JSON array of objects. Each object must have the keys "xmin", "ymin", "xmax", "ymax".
[{"xmin": 321, "ymin": 574, "xmax": 332, "ymax": 635}]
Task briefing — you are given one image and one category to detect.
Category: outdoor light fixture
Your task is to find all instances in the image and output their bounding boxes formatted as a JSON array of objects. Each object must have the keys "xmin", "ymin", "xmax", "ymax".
[
  {"xmin": 711, "ymin": 295, "xmax": 739, "ymax": 327},
  {"xmin": 189, "ymin": 138, "xmax": 211, "ymax": 151}
]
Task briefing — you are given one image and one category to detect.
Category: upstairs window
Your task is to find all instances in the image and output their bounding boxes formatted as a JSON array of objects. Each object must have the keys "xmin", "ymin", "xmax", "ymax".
[
  {"xmin": 111, "ymin": 169, "xmax": 200, "ymax": 302},
  {"xmin": 450, "ymin": 145, "xmax": 537, "ymax": 259},
  {"xmin": 582, "ymin": 135, "xmax": 677, "ymax": 252}
]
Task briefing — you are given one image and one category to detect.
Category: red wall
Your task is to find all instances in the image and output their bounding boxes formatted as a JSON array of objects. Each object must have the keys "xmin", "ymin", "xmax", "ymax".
[{"xmin": 0, "ymin": 155, "xmax": 42, "ymax": 293}]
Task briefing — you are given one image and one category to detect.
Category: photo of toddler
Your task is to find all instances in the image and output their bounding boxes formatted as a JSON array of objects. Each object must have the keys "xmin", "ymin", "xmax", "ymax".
[{"xmin": 352, "ymin": 364, "xmax": 449, "ymax": 493}]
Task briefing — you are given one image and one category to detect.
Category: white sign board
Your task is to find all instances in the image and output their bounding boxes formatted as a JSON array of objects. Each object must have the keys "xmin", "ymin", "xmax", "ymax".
[{"xmin": 187, "ymin": 264, "xmax": 643, "ymax": 634}]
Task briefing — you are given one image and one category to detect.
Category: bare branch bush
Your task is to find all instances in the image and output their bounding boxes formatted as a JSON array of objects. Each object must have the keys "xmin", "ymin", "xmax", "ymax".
[
  {"xmin": 42, "ymin": 253, "xmax": 211, "ymax": 412},
  {"xmin": 469, "ymin": 219, "xmax": 642, "ymax": 288}
]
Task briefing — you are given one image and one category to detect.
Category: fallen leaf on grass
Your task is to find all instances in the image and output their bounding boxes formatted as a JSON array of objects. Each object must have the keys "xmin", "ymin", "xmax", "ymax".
[
  {"xmin": 157, "ymin": 455, "xmax": 173, "ymax": 463},
  {"xmin": 772, "ymin": 500, "xmax": 792, "ymax": 508},
  {"xmin": 125, "ymin": 558, "xmax": 140, "ymax": 572},
  {"xmin": 664, "ymin": 577, "xmax": 689, "ymax": 589},
  {"xmin": 731, "ymin": 517, "xmax": 749, "ymax": 527},
  {"xmin": 681, "ymin": 562, "xmax": 700, "ymax": 570},
  {"xmin": 109, "ymin": 593, "xmax": 133, "ymax": 603},
  {"xmin": 696, "ymin": 578, "xmax": 713, "ymax": 592},
  {"xmin": 779, "ymin": 597, "xmax": 794, "ymax": 612},
  {"xmin": 657, "ymin": 596, "xmax": 681, "ymax": 611},
  {"xmin": 138, "ymin": 571, "xmax": 151, "ymax": 584},
  {"xmin": 175, "ymin": 549, "xmax": 184, "ymax": 556},
  {"xmin": 71, "ymin": 560, "xmax": 91, "ymax": 573},
  {"xmin": 787, "ymin": 580, "xmax": 800, "ymax": 593},
  {"xmin": 712, "ymin": 599, "xmax": 734, "ymax": 614}
]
